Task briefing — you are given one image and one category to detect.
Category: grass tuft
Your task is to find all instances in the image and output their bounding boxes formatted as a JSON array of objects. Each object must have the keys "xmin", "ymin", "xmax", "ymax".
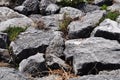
[{"xmin": 3, "ymin": 26, "xmax": 27, "ymax": 41}]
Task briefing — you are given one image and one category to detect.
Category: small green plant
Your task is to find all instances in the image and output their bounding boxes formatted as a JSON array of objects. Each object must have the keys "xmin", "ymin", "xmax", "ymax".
[
  {"xmin": 59, "ymin": 13, "xmax": 72, "ymax": 34},
  {"xmin": 97, "ymin": 11, "xmax": 120, "ymax": 26},
  {"xmin": 101, "ymin": 4, "xmax": 108, "ymax": 10},
  {"xmin": 3, "ymin": 26, "xmax": 27, "ymax": 41}
]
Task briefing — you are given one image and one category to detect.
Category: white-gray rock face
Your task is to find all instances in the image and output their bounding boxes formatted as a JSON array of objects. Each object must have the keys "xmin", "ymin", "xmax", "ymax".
[
  {"xmin": 60, "ymin": 7, "xmax": 84, "ymax": 19},
  {"xmin": 0, "ymin": 7, "xmax": 33, "ymax": 31},
  {"xmin": 0, "ymin": 67, "xmax": 28, "ymax": 80},
  {"xmin": 45, "ymin": 3, "xmax": 59, "ymax": 15},
  {"xmin": 107, "ymin": 3, "xmax": 120, "ymax": 12},
  {"xmin": 64, "ymin": 37, "xmax": 120, "ymax": 75},
  {"xmin": 19, "ymin": 53, "xmax": 48, "ymax": 77},
  {"xmin": 92, "ymin": 19, "xmax": 120, "ymax": 42},
  {"xmin": 68, "ymin": 10, "xmax": 106, "ymax": 39},
  {"xmin": 10, "ymin": 28, "xmax": 63, "ymax": 62}
]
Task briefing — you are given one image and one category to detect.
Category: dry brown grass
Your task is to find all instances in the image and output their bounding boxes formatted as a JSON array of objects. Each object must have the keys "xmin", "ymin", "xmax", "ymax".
[{"xmin": 48, "ymin": 66, "xmax": 79, "ymax": 80}]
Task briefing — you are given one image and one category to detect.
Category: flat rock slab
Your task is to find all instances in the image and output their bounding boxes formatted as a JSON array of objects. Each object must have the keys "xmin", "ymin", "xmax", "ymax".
[
  {"xmin": 64, "ymin": 37, "xmax": 120, "ymax": 75},
  {"xmin": 92, "ymin": 19, "xmax": 120, "ymax": 42},
  {"xmin": 10, "ymin": 28, "xmax": 63, "ymax": 62}
]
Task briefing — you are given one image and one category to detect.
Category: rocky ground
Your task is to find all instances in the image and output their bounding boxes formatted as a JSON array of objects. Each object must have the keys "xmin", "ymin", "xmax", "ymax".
[{"xmin": 0, "ymin": 0, "xmax": 120, "ymax": 80}]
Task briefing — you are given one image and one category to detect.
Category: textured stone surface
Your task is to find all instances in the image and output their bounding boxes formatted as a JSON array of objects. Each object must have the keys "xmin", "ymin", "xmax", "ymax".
[
  {"xmin": 0, "ymin": 67, "xmax": 28, "ymax": 80},
  {"xmin": 60, "ymin": 7, "xmax": 84, "ymax": 19},
  {"xmin": 10, "ymin": 28, "xmax": 63, "ymax": 62},
  {"xmin": 107, "ymin": 3, "xmax": 120, "ymax": 12},
  {"xmin": 0, "ymin": 7, "xmax": 33, "ymax": 31},
  {"xmin": 68, "ymin": 10, "xmax": 106, "ymax": 39},
  {"xmin": 92, "ymin": 19, "xmax": 120, "ymax": 42},
  {"xmin": 45, "ymin": 3, "xmax": 59, "ymax": 15},
  {"xmin": 64, "ymin": 37, "xmax": 120, "ymax": 75},
  {"xmin": 19, "ymin": 53, "xmax": 48, "ymax": 77}
]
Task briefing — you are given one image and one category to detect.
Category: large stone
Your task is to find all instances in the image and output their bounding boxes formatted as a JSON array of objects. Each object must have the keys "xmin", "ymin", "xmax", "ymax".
[
  {"xmin": 92, "ymin": 19, "xmax": 120, "ymax": 42},
  {"xmin": 64, "ymin": 37, "xmax": 120, "ymax": 75},
  {"xmin": 15, "ymin": 0, "xmax": 40, "ymax": 15},
  {"xmin": 10, "ymin": 28, "xmax": 63, "ymax": 62},
  {"xmin": 0, "ymin": 67, "xmax": 28, "ymax": 80},
  {"xmin": 19, "ymin": 53, "xmax": 48, "ymax": 77},
  {"xmin": 60, "ymin": 7, "xmax": 84, "ymax": 19},
  {"xmin": 0, "ymin": 7, "xmax": 33, "ymax": 31},
  {"xmin": 68, "ymin": 10, "xmax": 106, "ymax": 39}
]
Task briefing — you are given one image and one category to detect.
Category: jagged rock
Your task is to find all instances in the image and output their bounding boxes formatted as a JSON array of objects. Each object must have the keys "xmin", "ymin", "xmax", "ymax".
[
  {"xmin": 0, "ymin": 32, "xmax": 9, "ymax": 49},
  {"xmin": 19, "ymin": 53, "xmax": 48, "ymax": 77},
  {"xmin": 15, "ymin": 0, "xmax": 40, "ymax": 15},
  {"xmin": 107, "ymin": 3, "xmax": 120, "ymax": 12},
  {"xmin": 10, "ymin": 28, "xmax": 63, "ymax": 63},
  {"xmin": 60, "ymin": 7, "xmax": 84, "ymax": 19},
  {"xmin": 69, "ymin": 75, "xmax": 120, "ymax": 80},
  {"xmin": 68, "ymin": 10, "xmax": 106, "ymax": 39},
  {"xmin": 78, "ymin": 4, "xmax": 100, "ymax": 13},
  {"xmin": 0, "ymin": 7, "xmax": 33, "ymax": 31},
  {"xmin": 64, "ymin": 37, "xmax": 120, "ymax": 75},
  {"xmin": 92, "ymin": 19, "xmax": 120, "ymax": 42},
  {"xmin": 45, "ymin": 3, "xmax": 59, "ymax": 15},
  {"xmin": 0, "ymin": 67, "xmax": 28, "ymax": 80}
]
